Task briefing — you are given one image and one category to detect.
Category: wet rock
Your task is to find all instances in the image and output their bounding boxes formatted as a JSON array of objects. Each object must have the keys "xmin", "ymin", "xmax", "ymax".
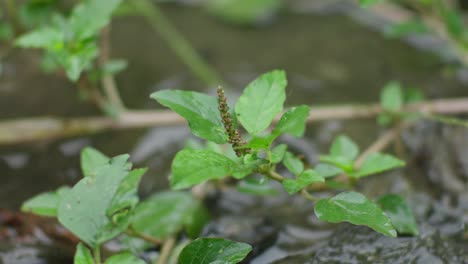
[{"xmin": 403, "ymin": 122, "xmax": 468, "ymax": 195}]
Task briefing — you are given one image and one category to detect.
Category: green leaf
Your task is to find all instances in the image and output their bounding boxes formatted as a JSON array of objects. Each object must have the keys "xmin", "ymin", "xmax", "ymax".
[
  {"xmin": 171, "ymin": 149, "xmax": 241, "ymax": 190},
  {"xmin": 350, "ymin": 153, "xmax": 405, "ymax": 178},
  {"xmin": 57, "ymin": 154, "xmax": 134, "ymax": 247},
  {"xmin": 132, "ymin": 191, "xmax": 209, "ymax": 240},
  {"xmin": 377, "ymin": 194, "xmax": 419, "ymax": 236},
  {"xmin": 151, "ymin": 90, "xmax": 228, "ymax": 144},
  {"xmin": 314, "ymin": 163, "xmax": 342, "ymax": 178},
  {"xmin": 15, "ymin": 27, "xmax": 64, "ymax": 49},
  {"xmin": 237, "ymin": 177, "xmax": 277, "ymax": 196},
  {"xmin": 81, "ymin": 147, "xmax": 110, "ymax": 177},
  {"xmin": 282, "ymin": 169, "xmax": 324, "ymax": 194},
  {"xmin": 178, "ymin": 238, "xmax": 252, "ymax": 264},
  {"xmin": 380, "ymin": 82, "xmax": 403, "ymax": 112},
  {"xmin": 319, "ymin": 155, "xmax": 354, "ymax": 172},
  {"xmin": 314, "ymin": 192, "xmax": 397, "ymax": 237},
  {"xmin": 330, "ymin": 135, "xmax": 359, "ymax": 161},
  {"xmin": 273, "ymin": 105, "xmax": 310, "ymax": 137},
  {"xmin": 384, "ymin": 20, "xmax": 429, "ymax": 38},
  {"xmin": 283, "ymin": 152, "xmax": 304, "ymax": 176},
  {"xmin": 205, "ymin": 0, "xmax": 283, "ymax": 25},
  {"xmin": 69, "ymin": 0, "xmax": 123, "ymax": 40},
  {"xmin": 235, "ymin": 70, "xmax": 287, "ymax": 135},
  {"xmin": 270, "ymin": 144, "xmax": 287, "ymax": 164},
  {"xmin": 74, "ymin": 243, "xmax": 93, "ymax": 264},
  {"xmin": 21, "ymin": 186, "xmax": 70, "ymax": 217},
  {"xmin": 104, "ymin": 252, "xmax": 145, "ymax": 264},
  {"xmin": 102, "ymin": 59, "xmax": 128, "ymax": 76},
  {"xmin": 245, "ymin": 135, "xmax": 275, "ymax": 149},
  {"xmin": 359, "ymin": 0, "xmax": 383, "ymax": 7},
  {"xmin": 107, "ymin": 168, "xmax": 147, "ymax": 219}
]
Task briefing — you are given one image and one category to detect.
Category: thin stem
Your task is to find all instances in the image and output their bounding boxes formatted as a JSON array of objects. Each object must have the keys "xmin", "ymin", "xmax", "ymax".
[
  {"xmin": 126, "ymin": 228, "xmax": 163, "ymax": 245},
  {"xmin": 132, "ymin": 0, "xmax": 224, "ymax": 86},
  {"xmin": 98, "ymin": 26, "xmax": 125, "ymax": 111},
  {"xmin": 93, "ymin": 245, "xmax": 101, "ymax": 264},
  {"xmin": 3, "ymin": 0, "xmax": 22, "ymax": 36},
  {"xmin": 157, "ymin": 236, "xmax": 176, "ymax": 264},
  {"xmin": 354, "ymin": 123, "xmax": 408, "ymax": 169},
  {"xmin": 264, "ymin": 169, "xmax": 285, "ymax": 182},
  {"xmin": 300, "ymin": 189, "xmax": 318, "ymax": 201}
]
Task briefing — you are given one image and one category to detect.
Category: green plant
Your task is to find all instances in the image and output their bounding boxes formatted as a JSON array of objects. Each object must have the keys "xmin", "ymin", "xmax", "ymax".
[
  {"xmin": 21, "ymin": 147, "xmax": 219, "ymax": 263},
  {"xmin": 20, "ymin": 70, "xmax": 422, "ymax": 263},
  {"xmin": 151, "ymin": 69, "xmax": 417, "ymax": 239}
]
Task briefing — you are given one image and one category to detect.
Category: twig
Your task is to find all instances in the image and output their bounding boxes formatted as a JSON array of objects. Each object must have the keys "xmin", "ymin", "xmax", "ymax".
[
  {"xmin": 157, "ymin": 236, "xmax": 176, "ymax": 264},
  {"xmin": 98, "ymin": 26, "xmax": 125, "ymax": 111},
  {"xmin": 354, "ymin": 123, "xmax": 408, "ymax": 168},
  {"xmin": 1, "ymin": 97, "xmax": 468, "ymax": 145},
  {"xmin": 132, "ymin": 0, "xmax": 224, "ymax": 87}
]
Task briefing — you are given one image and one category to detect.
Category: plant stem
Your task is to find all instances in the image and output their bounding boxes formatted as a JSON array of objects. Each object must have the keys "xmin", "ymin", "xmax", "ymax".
[
  {"xmin": 126, "ymin": 228, "xmax": 163, "ymax": 245},
  {"xmin": 3, "ymin": 0, "xmax": 23, "ymax": 36},
  {"xmin": 98, "ymin": 26, "xmax": 125, "ymax": 111},
  {"xmin": 132, "ymin": 0, "xmax": 224, "ymax": 87},
  {"xmin": 300, "ymin": 189, "xmax": 318, "ymax": 201},
  {"xmin": 354, "ymin": 123, "xmax": 408, "ymax": 168},
  {"xmin": 2, "ymin": 97, "xmax": 468, "ymax": 145},
  {"xmin": 93, "ymin": 245, "xmax": 101, "ymax": 264},
  {"xmin": 264, "ymin": 169, "xmax": 285, "ymax": 182},
  {"xmin": 157, "ymin": 236, "xmax": 176, "ymax": 264}
]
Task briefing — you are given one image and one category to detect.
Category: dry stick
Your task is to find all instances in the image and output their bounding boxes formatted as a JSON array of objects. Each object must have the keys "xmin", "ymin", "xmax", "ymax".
[
  {"xmin": 1, "ymin": 97, "xmax": 468, "ymax": 145},
  {"xmin": 98, "ymin": 26, "xmax": 125, "ymax": 110},
  {"xmin": 354, "ymin": 124, "xmax": 407, "ymax": 168},
  {"xmin": 157, "ymin": 236, "xmax": 176, "ymax": 264}
]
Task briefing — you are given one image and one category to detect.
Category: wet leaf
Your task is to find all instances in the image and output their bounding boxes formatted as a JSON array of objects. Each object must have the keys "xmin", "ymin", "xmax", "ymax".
[
  {"xmin": 235, "ymin": 70, "xmax": 287, "ymax": 135},
  {"xmin": 330, "ymin": 135, "xmax": 359, "ymax": 161},
  {"xmin": 171, "ymin": 149, "xmax": 241, "ymax": 189},
  {"xmin": 21, "ymin": 186, "xmax": 70, "ymax": 217},
  {"xmin": 132, "ymin": 191, "xmax": 209, "ymax": 240},
  {"xmin": 57, "ymin": 154, "xmax": 134, "ymax": 247},
  {"xmin": 69, "ymin": 0, "xmax": 123, "ymax": 40},
  {"xmin": 270, "ymin": 144, "xmax": 287, "ymax": 164},
  {"xmin": 314, "ymin": 192, "xmax": 397, "ymax": 237},
  {"xmin": 273, "ymin": 105, "xmax": 310, "ymax": 137},
  {"xmin": 107, "ymin": 168, "xmax": 147, "ymax": 219},
  {"xmin": 282, "ymin": 169, "xmax": 324, "ymax": 194},
  {"xmin": 151, "ymin": 90, "xmax": 228, "ymax": 144},
  {"xmin": 377, "ymin": 194, "xmax": 419, "ymax": 236},
  {"xmin": 81, "ymin": 147, "xmax": 110, "ymax": 177},
  {"xmin": 314, "ymin": 163, "xmax": 342, "ymax": 178},
  {"xmin": 104, "ymin": 252, "xmax": 145, "ymax": 264},
  {"xmin": 178, "ymin": 238, "xmax": 252, "ymax": 264},
  {"xmin": 74, "ymin": 243, "xmax": 93, "ymax": 264},
  {"xmin": 283, "ymin": 152, "xmax": 304, "ymax": 176},
  {"xmin": 350, "ymin": 153, "xmax": 405, "ymax": 178},
  {"xmin": 380, "ymin": 82, "xmax": 403, "ymax": 112}
]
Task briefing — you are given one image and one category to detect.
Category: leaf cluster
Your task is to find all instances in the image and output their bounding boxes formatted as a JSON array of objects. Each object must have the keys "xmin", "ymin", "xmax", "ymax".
[{"xmin": 15, "ymin": 0, "xmax": 123, "ymax": 81}]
